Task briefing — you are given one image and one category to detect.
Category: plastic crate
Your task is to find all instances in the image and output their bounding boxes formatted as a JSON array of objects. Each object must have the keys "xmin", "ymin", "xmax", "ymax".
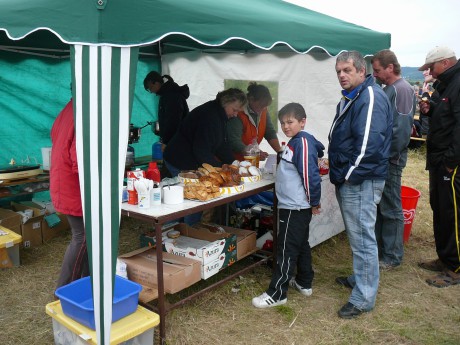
[
  {"xmin": 0, "ymin": 225, "xmax": 22, "ymax": 268},
  {"xmin": 55, "ymin": 276, "xmax": 142, "ymax": 330},
  {"xmin": 46, "ymin": 300, "xmax": 159, "ymax": 345}
]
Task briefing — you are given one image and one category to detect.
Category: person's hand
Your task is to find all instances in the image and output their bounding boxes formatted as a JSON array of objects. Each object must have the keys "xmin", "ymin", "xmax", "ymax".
[
  {"xmin": 259, "ymin": 151, "xmax": 269, "ymax": 161},
  {"xmin": 312, "ymin": 205, "xmax": 321, "ymax": 215},
  {"xmin": 446, "ymin": 166, "xmax": 454, "ymax": 174},
  {"xmin": 419, "ymin": 100, "xmax": 430, "ymax": 114}
]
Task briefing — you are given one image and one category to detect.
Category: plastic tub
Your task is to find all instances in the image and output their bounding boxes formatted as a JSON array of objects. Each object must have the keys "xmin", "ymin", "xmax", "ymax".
[
  {"xmin": 46, "ymin": 300, "xmax": 159, "ymax": 345},
  {"xmin": 55, "ymin": 276, "xmax": 142, "ymax": 330}
]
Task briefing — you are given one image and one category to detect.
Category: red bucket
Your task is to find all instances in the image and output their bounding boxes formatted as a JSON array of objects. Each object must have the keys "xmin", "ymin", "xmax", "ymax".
[{"xmin": 401, "ymin": 186, "xmax": 421, "ymax": 243}]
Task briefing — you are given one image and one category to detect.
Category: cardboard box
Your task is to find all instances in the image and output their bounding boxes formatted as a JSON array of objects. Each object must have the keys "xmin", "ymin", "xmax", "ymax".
[
  {"xmin": 201, "ymin": 250, "xmax": 237, "ymax": 279},
  {"xmin": 32, "ymin": 198, "xmax": 56, "ymax": 214},
  {"xmin": 140, "ymin": 223, "xmax": 254, "ymax": 279},
  {"xmin": 42, "ymin": 213, "xmax": 70, "ymax": 242},
  {"xmin": 0, "ymin": 208, "xmax": 22, "ymax": 235},
  {"xmin": 119, "ymin": 247, "xmax": 201, "ymax": 300},
  {"xmin": 0, "ymin": 225, "xmax": 22, "ymax": 268},
  {"xmin": 165, "ymin": 223, "xmax": 237, "ymax": 264},
  {"xmin": 18, "ymin": 201, "xmax": 46, "ymax": 216},
  {"xmin": 11, "ymin": 202, "xmax": 43, "ymax": 248},
  {"xmin": 219, "ymin": 226, "xmax": 257, "ymax": 260}
]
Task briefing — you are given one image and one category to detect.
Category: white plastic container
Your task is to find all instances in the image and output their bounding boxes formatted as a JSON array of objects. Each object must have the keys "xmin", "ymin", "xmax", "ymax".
[
  {"xmin": 0, "ymin": 225, "xmax": 22, "ymax": 268},
  {"xmin": 163, "ymin": 185, "xmax": 184, "ymax": 204},
  {"xmin": 46, "ymin": 300, "xmax": 159, "ymax": 345},
  {"xmin": 41, "ymin": 147, "xmax": 52, "ymax": 171}
]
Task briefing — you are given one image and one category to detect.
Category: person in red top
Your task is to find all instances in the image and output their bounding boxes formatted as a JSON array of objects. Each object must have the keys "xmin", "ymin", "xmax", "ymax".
[
  {"xmin": 50, "ymin": 99, "xmax": 89, "ymax": 290},
  {"xmin": 227, "ymin": 82, "xmax": 281, "ymax": 162}
]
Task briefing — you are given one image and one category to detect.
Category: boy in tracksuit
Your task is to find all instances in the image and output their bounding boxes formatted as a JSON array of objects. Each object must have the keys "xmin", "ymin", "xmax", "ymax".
[{"xmin": 252, "ymin": 103, "xmax": 324, "ymax": 308}]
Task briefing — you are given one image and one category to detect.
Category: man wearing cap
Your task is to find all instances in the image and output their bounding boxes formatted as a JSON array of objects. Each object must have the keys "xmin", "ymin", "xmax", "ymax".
[
  {"xmin": 371, "ymin": 49, "xmax": 416, "ymax": 270},
  {"xmin": 417, "ymin": 46, "xmax": 460, "ymax": 287}
]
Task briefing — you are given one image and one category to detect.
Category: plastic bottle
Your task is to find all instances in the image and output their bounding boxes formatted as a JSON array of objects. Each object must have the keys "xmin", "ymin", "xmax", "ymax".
[
  {"xmin": 244, "ymin": 138, "xmax": 261, "ymax": 167},
  {"xmin": 146, "ymin": 161, "xmax": 161, "ymax": 183},
  {"xmin": 152, "ymin": 141, "xmax": 163, "ymax": 160}
]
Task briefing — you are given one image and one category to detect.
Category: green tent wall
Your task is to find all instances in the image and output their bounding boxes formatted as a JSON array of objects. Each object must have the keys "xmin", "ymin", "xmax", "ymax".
[{"xmin": 0, "ymin": 52, "xmax": 161, "ymax": 165}]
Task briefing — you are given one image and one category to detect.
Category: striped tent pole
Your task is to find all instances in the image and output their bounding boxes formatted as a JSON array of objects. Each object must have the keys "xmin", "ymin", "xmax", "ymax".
[{"xmin": 71, "ymin": 44, "xmax": 139, "ymax": 344}]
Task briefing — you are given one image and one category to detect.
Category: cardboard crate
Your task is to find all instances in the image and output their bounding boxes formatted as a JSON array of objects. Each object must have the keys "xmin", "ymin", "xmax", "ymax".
[
  {"xmin": 42, "ymin": 213, "xmax": 70, "ymax": 242},
  {"xmin": 140, "ymin": 224, "xmax": 238, "ymax": 265},
  {"xmin": 201, "ymin": 250, "xmax": 237, "ymax": 279},
  {"xmin": 32, "ymin": 197, "xmax": 56, "ymax": 214},
  {"xmin": 141, "ymin": 223, "xmax": 254, "ymax": 279},
  {"xmin": 18, "ymin": 200, "xmax": 46, "ymax": 215},
  {"xmin": 11, "ymin": 202, "xmax": 43, "ymax": 248},
  {"xmin": 119, "ymin": 247, "xmax": 201, "ymax": 301},
  {"xmin": 0, "ymin": 225, "xmax": 22, "ymax": 268},
  {"xmin": 218, "ymin": 226, "xmax": 257, "ymax": 260},
  {"xmin": 0, "ymin": 208, "xmax": 22, "ymax": 235},
  {"xmin": 165, "ymin": 223, "xmax": 237, "ymax": 264}
]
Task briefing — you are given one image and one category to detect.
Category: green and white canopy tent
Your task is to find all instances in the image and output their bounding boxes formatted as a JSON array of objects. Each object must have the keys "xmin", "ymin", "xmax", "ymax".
[{"xmin": 0, "ymin": 0, "xmax": 390, "ymax": 343}]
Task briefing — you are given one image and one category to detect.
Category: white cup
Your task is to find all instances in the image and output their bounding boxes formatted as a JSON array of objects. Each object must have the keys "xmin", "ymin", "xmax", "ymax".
[{"xmin": 163, "ymin": 185, "xmax": 184, "ymax": 205}]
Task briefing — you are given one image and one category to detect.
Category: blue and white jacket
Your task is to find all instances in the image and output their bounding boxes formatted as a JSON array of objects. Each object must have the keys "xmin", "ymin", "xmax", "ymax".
[
  {"xmin": 328, "ymin": 75, "xmax": 393, "ymax": 185},
  {"xmin": 275, "ymin": 130, "xmax": 324, "ymax": 210}
]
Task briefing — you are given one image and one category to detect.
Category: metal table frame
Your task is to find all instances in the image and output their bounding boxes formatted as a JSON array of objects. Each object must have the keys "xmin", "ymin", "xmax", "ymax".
[{"xmin": 121, "ymin": 178, "xmax": 275, "ymax": 344}]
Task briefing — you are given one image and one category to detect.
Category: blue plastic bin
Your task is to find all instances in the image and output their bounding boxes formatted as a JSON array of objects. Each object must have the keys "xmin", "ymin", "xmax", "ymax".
[{"xmin": 55, "ymin": 275, "xmax": 142, "ymax": 330}]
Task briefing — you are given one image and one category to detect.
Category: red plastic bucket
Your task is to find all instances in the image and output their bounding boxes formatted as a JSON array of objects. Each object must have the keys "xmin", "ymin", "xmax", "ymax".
[{"xmin": 401, "ymin": 186, "xmax": 421, "ymax": 243}]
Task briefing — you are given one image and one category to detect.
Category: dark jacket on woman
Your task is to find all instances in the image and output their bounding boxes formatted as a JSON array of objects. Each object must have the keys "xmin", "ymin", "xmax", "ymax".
[
  {"xmin": 157, "ymin": 80, "xmax": 190, "ymax": 145},
  {"xmin": 163, "ymin": 100, "xmax": 234, "ymax": 170}
]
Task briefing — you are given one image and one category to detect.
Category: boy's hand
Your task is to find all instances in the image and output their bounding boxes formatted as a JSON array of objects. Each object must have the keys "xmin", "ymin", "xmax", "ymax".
[{"xmin": 312, "ymin": 205, "xmax": 321, "ymax": 215}]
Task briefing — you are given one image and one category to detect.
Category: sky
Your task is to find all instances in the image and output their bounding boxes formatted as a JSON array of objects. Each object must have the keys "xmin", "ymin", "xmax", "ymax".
[{"xmin": 284, "ymin": 0, "xmax": 460, "ymax": 67}]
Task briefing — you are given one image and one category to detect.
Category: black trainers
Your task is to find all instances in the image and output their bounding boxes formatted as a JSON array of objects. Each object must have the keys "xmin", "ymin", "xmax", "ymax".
[
  {"xmin": 335, "ymin": 276, "xmax": 353, "ymax": 289},
  {"xmin": 338, "ymin": 302, "xmax": 364, "ymax": 319}
]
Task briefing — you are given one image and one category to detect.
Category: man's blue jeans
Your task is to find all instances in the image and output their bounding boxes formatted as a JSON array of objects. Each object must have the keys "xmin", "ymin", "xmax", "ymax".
[
  {"xmin": 375, "ymin": 164, "xmax": 404, "ymax": 266},
  {"xmin": 335, "ymin": 179, "xmax": 385, "ymax": 311}
]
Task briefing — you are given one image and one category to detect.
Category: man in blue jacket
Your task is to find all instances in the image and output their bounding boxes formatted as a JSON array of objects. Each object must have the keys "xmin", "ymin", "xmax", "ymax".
[{"xmin": 328, "ymin": 51, "xmax": 393, "ymax": 318}]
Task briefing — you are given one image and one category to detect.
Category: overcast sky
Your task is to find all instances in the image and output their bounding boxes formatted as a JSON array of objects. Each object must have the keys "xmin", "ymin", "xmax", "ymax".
[{"xmin": 284, "ymin": 0, "xmax": 460, "ymax": 67}]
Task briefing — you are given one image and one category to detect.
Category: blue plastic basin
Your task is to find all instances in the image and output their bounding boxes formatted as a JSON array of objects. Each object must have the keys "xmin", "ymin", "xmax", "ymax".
[{"xmin": 55, "ymin": 275, "xmax": 142, "ymax": 330}]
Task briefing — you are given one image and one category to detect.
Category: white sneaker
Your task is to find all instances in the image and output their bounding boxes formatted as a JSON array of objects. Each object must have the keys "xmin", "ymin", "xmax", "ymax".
[
  {"xmin": 252, "ymin": 292, "xmax": 287, "ymax": 308},
  {"xmin": 289, "ymin": 278, "xmax": 312, "ymax": 296}
]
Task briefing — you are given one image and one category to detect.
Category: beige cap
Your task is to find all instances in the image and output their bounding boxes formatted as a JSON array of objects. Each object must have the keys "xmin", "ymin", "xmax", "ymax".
[{"xmin": 418, "ymin": 46, "xmax": 456, "ymax": 71}]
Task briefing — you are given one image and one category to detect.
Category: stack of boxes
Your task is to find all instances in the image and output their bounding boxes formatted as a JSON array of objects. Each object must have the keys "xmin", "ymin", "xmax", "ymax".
[
  {"xmin": 120, "ymin": 222, "xmax": 257, "ymax": 302},
  {"xmin": 0, "ymin": 200, "xmax": 69, "ymax": 249}
]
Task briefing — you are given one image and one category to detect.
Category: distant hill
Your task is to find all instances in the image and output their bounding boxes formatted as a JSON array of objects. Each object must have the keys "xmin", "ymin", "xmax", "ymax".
[{"xmin": 402, "ymin": 67, "xmax": 424, "ymax": 83}]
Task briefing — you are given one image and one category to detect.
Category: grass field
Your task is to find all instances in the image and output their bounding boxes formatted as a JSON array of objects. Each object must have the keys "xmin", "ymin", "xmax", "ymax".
[{"xmin": 1, "ymin": 145, "xmax": 459, "ymax": 345}]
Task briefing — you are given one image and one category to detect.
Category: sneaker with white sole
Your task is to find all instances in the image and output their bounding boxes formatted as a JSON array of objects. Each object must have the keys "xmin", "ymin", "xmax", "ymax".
[
  {"xmin": 289, "ymin": 278, "xmax": 313, "ymax": 296},
  {"xmin": 252, "ymin": 292, "xmax": 287, "ymax": 308}
]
